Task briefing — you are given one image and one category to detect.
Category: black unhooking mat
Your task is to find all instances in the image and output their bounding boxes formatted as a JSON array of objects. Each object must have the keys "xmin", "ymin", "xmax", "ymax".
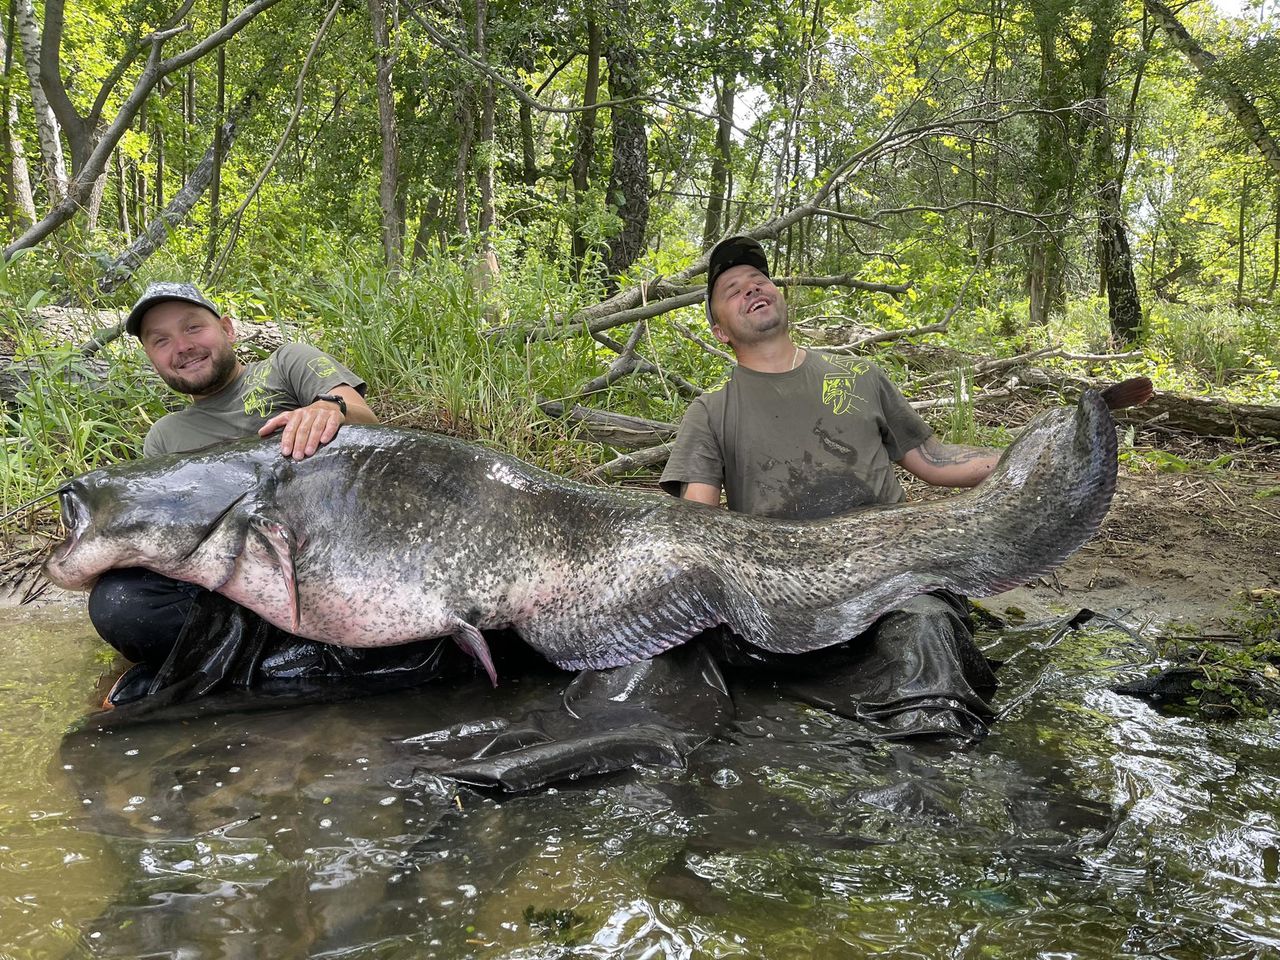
[{"xmin": 75, "ymin": 589, "xmax": 999, "ymax": 792}]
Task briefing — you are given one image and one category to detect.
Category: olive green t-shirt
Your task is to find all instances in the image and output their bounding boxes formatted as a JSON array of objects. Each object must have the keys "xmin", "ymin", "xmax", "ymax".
[
  {"xmin": 143, "ymin": 343, "xmax": 367, "ymax": 457},
  {"xmin": 659, "ymin": 353, "xmax": 931, "ymax": 520}
]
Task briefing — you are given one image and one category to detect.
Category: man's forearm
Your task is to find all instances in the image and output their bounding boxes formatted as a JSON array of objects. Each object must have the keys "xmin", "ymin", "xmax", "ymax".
[
  {"xmin": 900, "ymin": 436, "xmax": 1001, "ymax": 487},
  {"xmin": 682, "ymin": 482, "xmax": 722, "ymax": 506}
]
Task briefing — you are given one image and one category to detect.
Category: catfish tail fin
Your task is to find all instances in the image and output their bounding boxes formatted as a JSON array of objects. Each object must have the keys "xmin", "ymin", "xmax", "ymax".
[{"xmin": 1101, "ymin": 376, "xmax": 1153, "ymax": 411}]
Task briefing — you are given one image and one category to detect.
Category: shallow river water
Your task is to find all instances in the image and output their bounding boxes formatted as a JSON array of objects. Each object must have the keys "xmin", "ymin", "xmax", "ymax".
[{"xmin": 2, "ymin": 605, "xmax": 1279, "ymax": 959}]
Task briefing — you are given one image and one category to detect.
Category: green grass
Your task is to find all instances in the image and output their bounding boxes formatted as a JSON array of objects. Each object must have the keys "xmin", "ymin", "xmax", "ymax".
[{"xmin": 1, "ymin": 307, "xmax": 168, "ymax": 515}]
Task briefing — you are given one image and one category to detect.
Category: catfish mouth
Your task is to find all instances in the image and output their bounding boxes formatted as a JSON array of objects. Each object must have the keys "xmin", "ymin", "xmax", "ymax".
[
  {"xmin": 43, "ymin": 486, "xmax": 96, "ymax": 587},
  {"xmin": 50, "ymin": 486, "xmax": 89, "ymax": 562}
]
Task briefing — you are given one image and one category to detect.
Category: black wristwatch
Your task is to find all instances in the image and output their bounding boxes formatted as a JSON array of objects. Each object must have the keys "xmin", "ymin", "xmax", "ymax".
[{"xmin": 314, "ymin": 393, "xmax": 348, "ymax": 416}]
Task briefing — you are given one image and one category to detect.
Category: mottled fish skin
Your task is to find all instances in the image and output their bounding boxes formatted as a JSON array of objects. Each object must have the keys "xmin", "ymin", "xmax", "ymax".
[{"xmin": 44, "ymin": 387, "xmax": 1122, "ymax": 672}]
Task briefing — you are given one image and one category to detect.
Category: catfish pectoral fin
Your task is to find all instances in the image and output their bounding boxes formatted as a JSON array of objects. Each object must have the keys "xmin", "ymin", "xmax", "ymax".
[
  {"xmin": 247, "ymin": 514, "xmax": 301, "ymax": 633},
  {"xmin": 450, "ymin": 619, "xmax": 498, "ymax": 687}
]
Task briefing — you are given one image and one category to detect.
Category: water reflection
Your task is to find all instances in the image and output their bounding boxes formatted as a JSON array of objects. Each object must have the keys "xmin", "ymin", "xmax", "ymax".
[{"xmin": 3, "ymin": 607, "xmax": 1280, "ymax": 958}]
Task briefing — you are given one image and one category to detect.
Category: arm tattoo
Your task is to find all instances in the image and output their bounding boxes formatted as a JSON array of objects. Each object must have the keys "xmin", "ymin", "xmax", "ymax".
[{"xmin": 918, "ymin": 436, "xmax": 994, "ymax": 467}]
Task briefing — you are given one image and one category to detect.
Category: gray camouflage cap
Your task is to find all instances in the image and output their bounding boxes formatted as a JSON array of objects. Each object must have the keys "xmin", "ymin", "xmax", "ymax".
[{"xmin": 125, "ymin": 282, "xmax": 223, "ymax": 337}]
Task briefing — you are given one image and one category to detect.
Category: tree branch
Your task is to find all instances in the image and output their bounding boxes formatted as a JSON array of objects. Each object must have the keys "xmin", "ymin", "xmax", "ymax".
[
  {"xmin": 1144, "ymin": 0, "xmax": 1280, "ymax": 178},
  {"xmin": 208, "ymin": 0, "xmax": 341, "ymax": 279},
  {"xmin": 2, "ymin": 0, "xmax": 290, "ymax": 260},
  {"xmin": 588, "ymin": 442, "xmax": 674, "ymax": 479},
  {"xmin": 511, "ymin": 99, "xmax": 1096, "ymax": 340}
]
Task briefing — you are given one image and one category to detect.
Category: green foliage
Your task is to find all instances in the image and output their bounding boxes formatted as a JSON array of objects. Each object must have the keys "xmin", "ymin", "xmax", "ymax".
[{"xmin": 0, "ymin": 309, "xmax": 167, "ymax": 511}]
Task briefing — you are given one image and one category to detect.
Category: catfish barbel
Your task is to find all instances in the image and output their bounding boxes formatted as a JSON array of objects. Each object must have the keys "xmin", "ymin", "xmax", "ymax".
[{"xmin": 44, "ymin": 378, "xmax": 1152, "ymax": 681}]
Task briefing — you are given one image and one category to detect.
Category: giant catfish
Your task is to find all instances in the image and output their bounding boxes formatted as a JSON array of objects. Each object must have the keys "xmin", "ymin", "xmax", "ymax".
[{"xmin": 44, "ymin": 378, "xmax": 1153, "ymax": 681}]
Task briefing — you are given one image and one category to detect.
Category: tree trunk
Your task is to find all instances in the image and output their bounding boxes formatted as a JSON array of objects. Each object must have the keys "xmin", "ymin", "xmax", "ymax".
[
  {"xmin": 368, "ymin": 0, "xmax": 402, "ymax": 270},
  {"xmin": 474, "ymin": 0, "xmax": 495, "ymax": 246},
  {"xmin": 1144, "ymin": 0, "xmax": 1280, "ymax": 179},
  {"xmin": 12, "ymin": 0, "xmax": 65, "ymax": 202},
  {"xmin": 203, "ymin": 0, "xmax": 229, "ymax": 274},
  {"xmin": 153, "ymin": 107, "xmax": 164, "ymax": 211},
  {"xmin": 519, "ymin": 94, "xmax": 536, "ymax": 190},
  {"xmin": 1269, "ymin": 183, "xmax": 1279, "ymax": 300},
  {"xmin": 136, "ymin": 107, "xmax": 148, "ymax": 229},
  {"xmin": 2, "ymin": 93, "xmax": 36, "ymax": 230},
  {"xmin": 1026, "ymin": 5, "xmax": 1070, "ymax": 326},
  {"xmin": 601, "ymin": 0, "xmax": 648, "ymax": 282},
  {"xmin": 1083, "ymin": 1, "xmax": 1142, "ymax": 342},
  {"xmin": 1099, "ymin": 177, "xmax": 1142, "ymax": 341},
  {"xmin": 571, "ymin": 17, "xmax": 601, "ymax": 274},
  {"xmin": 182, "ymin": 65, "xmax": 193, "ymax": 186},
  {"xmin": 411, "ymin": 192, "xmax": 441, "ymax": 262},
  {"xmin": 84, "ymin": 169, "xmax": 106, "ymax": 232},
  {"xmin": 454, "ymin": 84, "xmax": 474, "ymax": 237},
  {"xmin": 114, "ymin": 147, "xmax": 129, "ymax": 241},
  {"xmin": 702, "ymin": 73, "xmax": 735, "ymax": 246},
  {"xmin": 1, "ymin": 11, "xmax": 36, "ymax": 230},
  {"xmin": 1236, "ymin": 171, "xmax": 1248, "ymax": 305}
]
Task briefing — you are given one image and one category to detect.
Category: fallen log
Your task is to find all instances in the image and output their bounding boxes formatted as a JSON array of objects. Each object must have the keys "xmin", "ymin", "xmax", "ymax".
[
  {"xmin": 1016, "ymin": 367, "xmax": 1280, "ymax": 439},
  {"xmin": 538, "ymin": 400, "xmax": 677, "ymax": 449},
  {"xmin": 588, "ymin": 442, "xmax": 674, "ymax": 480}
]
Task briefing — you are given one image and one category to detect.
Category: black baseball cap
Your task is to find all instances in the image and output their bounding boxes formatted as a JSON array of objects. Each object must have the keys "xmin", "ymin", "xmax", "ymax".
[
  {"xmin": 705, "ymin": 235, "xmax": 770, "ymax": 324},
  {"xmin": 125, "ymin": 282, "xmax": 223, "ymax": 337}
]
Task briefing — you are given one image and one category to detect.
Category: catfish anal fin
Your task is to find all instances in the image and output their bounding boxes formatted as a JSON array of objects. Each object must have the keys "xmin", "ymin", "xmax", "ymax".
[{"xmin": 451, "ymin": 619, "xmax": 498, "ymax": 687}]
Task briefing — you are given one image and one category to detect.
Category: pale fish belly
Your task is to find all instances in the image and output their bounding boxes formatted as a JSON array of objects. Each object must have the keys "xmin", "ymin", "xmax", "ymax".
[{"xmin": 215, "ymin": 560, "xmax": 459, "ymax": 646}]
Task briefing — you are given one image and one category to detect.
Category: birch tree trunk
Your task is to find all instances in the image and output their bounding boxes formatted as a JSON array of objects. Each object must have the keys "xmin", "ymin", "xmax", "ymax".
[
  {"xmin": 1, "ymin": 22, "xmax": 36, "ymax": 229},
  {"xmin": 12, "ymin": 0, "xmax": 65, "ymax": 201},
  {"xmin": 1144, "ymin": 0, "xmax": 1280, "ymax": 178}
]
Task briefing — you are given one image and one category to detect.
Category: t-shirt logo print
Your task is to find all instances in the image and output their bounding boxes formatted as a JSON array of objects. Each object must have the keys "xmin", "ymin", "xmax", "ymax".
[
  {"xmin": 241, "ymin": 363, "xmax": 280, "ymax": 419},
  {"xmin": 307, "ymin": 356, "xmax": 338, "ymax": 380},
  {"xmin": 820, "ymin": 356, "xmax": 867, "ymax": 415},
  {"xmin": 822, "ymin": 375, "xmax": 861, "ymax": 415}
]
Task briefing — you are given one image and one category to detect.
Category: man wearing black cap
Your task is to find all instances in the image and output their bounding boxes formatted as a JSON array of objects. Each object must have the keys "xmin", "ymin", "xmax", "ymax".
[
  {"xmin": 660, "ymin": 236, "xmax": 1004, "ymax": 739},
  {"xmin": 90, "ymin": 282, "xmax": 381, "ymax": 692}
]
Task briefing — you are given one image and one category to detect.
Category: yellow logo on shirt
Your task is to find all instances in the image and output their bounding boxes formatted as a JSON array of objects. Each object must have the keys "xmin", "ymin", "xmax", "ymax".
[
  {"xmin": 820, "ymin": 356, "xmax": 867, "ymax": 415},
  {"xmin": 242, "ymin": 361, "xmax": 282, "ymax": 419},
  {"xmin": 307, "ymin": 356, "xmax": 338, "ymax": 379}
]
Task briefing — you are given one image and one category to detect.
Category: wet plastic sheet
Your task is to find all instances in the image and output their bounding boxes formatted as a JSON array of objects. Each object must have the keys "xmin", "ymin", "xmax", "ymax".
[{"xmin": 87, "ymin": 589, "xmax": 1000, "ymax": 791}]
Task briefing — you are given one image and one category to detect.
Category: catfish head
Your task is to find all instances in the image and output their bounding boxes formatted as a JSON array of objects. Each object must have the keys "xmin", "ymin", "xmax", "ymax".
[{"xmin": 43, "ymin": 440, "xmax": 277, "ymax": 592}]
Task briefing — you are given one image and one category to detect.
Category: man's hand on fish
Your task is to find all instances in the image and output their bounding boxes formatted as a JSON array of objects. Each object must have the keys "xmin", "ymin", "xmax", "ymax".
[{"xmin": 259, "ymin": 386, "xmax": 379, "ymax": 460}]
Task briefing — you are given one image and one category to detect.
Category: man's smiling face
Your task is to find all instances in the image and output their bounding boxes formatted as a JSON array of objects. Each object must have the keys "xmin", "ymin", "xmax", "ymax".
[
  {"xmin": 138, "ymin": 301, "xmax": 241, "ymax": 398},
  {"xmin": 710, "ymin": 263, "xmax": 788, "ymax": 348}
]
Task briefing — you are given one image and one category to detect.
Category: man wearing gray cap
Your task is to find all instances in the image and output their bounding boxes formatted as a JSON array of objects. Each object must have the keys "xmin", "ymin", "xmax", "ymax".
[
  {"xmin": 125, "ymin": 281, "xmax": 378, "ymax": 458},
  {"xmin": 659, "ymin": 236, "xmax": 1003, "ymax": 739},
  {"xmin": 90, "ymin": 282, "xmax": 381, "ymax": 696}
]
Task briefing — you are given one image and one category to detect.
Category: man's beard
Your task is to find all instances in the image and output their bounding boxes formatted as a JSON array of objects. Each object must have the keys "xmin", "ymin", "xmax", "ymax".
[
  {"xmin": 738, "ymin": 296, "xmax": 788, "ymax": 343},
  {"xmin": 161, "ymin": 344, "xmax": 239, "ymax": 396}
]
